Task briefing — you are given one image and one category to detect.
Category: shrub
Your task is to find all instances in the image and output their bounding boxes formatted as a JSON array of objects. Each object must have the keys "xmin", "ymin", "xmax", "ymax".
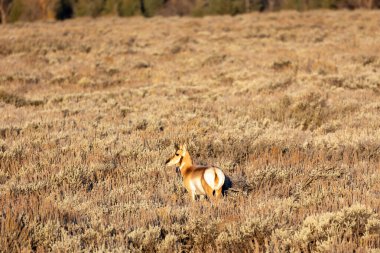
[
  {"xmin": 141, "ymin": 0, "xmax": 165, "ymax": 17},
  {"xmin": 192, "ymin": 0, "xmax": 246, "ymax": 16},
  {"xmin": 294, "ymin": 204, "xmax": 380, "ymax": 252},
  {"xmin": 72, "ymin": 0, "xmax": 105, "ymax": 17},
  {"xmin": 8, "ymin": 0, "xmax": 24, "ymax": 22},
  {"xmin": 117, "ymin": 0, "xmax": 141, "ymax": 16}
]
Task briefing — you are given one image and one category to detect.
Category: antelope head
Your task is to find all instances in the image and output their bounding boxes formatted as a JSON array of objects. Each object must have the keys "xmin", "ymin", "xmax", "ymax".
[{"xmin": 165, "ymin": 144, "xmax": 189, "ymax": 173}]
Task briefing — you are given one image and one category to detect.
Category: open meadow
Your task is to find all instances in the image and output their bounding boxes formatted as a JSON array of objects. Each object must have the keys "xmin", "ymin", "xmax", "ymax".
[{"xmin": 1, "ymin": 10, "xmax": 380, "ymax": 252}]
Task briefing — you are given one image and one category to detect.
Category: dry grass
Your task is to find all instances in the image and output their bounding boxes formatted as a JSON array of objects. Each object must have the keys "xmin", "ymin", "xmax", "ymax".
[{"xmin": 0, "ymin": 10, "xmax": 380, "ymax": 252}]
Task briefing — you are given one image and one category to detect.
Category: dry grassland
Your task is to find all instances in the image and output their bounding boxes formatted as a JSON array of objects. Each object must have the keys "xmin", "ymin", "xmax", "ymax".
[{"xmin": 1, "ymin": 10, "xmax": 380, "ymax": 252}]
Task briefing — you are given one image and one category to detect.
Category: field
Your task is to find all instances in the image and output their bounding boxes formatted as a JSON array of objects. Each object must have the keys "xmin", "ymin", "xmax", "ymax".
[{"xmin": 1, "ymin": 10, "xmax": 380, "ymax": 252}]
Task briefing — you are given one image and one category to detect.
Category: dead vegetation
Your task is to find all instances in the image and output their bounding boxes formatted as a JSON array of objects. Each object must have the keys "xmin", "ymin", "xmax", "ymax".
[{"xmin": 0, "ymin": 10, "xmax": 380, "ymax": 252}]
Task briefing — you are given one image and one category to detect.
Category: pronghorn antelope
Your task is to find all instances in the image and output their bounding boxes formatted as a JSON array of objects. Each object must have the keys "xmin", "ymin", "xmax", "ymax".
[{"xmin": 165, "ymin": 144, "xmax": 225, "ymax": 201}]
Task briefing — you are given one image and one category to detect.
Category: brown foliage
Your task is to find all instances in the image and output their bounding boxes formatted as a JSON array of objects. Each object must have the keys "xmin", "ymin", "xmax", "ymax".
[{"xmin": 0, "ymin": 10, "xmax": 380, "ymax": 252}]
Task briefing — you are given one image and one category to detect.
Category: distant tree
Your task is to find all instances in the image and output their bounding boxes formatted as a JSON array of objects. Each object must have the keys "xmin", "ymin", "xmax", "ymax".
[
  {"xmin": 211, "ymin": 0, "xmax": 245, "ymax": 15},
  {"xmin": 102, "ymin": 0, "xmax": 118, "ymax": 15},
  {"xmin": 140, "ymin": 0, "xmax": 165, "ymax": 17},
  {"xmin": 244, "ymin": 0, "xmax": 269, "ymax": 12},
  {"xmin": 0, "ymin": 0, "xmax": 12, "ymax": 24},
  {"xmin": 258, "ymin": 0, "xmax": 272, "ymax": 11},
  {"xmin": 158, "ymin": 0, "xmax": 197, "ymax": 16},
  {"xmin": 140, "ymin": 0, "xmax": 145, "ymax": 14},
  {"xmin": 359, "ymin": 0, "xmax": 374, "ymax": 8},
  {"xmin": 2, "ymin": 0, "xmax": 379, "ymax": 23},
  {"xmin": 72, "ymin": 0, "xmax": 105, "ymax": 17},
  {"xmin": 38, "ymin": 0, "xmax": 56, "ymax": 19},
  {"xmin": 55, "ymin": 0, "xmax": 73, "ymax": 20},
  {"xmin": 9, "ymin": 0, "xmax": 45, "ymax": 21},
  {"xmin": 116, "ymin": 0, "xmax": 141, "ymax": 16}
]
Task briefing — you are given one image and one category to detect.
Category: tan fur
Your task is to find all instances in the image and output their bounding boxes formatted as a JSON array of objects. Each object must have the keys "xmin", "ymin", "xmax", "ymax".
[
  {"xmin": 166, "ymin": 144, "xmax": 225, "ymax": 201},
  {"xmin": 214, "ymin": 171, "xmax": 219, "ymax": 187}
]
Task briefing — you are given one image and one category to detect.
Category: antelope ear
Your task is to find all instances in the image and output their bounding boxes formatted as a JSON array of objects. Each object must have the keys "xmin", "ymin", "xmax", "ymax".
[
  {"xmin": 174, "ymin": 143, "xmax": 179, "ymax": 150},
  {"xmin": 182, "ymin": 144, "xmax": 187, "ymax": 155}
]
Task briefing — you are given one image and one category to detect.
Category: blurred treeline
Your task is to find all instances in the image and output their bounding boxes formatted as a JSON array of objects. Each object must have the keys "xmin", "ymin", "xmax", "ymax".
[{"xmin": 1, "ymin": 0, "xmax": 380, "ymax": 24}]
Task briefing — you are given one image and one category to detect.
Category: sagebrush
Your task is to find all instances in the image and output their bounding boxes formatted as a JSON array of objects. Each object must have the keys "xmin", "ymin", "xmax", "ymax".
[{"xmin": 0, "ymin": 10, "xmax": 380, "ymax": 252}]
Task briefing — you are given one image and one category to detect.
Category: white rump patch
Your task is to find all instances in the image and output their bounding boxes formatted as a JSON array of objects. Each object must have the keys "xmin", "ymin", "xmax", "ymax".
[
  {"xmin": 204, "ymin": 168, "xmax": 225, "ymax": 190},
  {"xmin": 204, "ymin": 168, "xmax": 216, "ymax": 189},
  {"xmin": 214, "ymin": 168, "xmax": 225, "ymax": 190}
]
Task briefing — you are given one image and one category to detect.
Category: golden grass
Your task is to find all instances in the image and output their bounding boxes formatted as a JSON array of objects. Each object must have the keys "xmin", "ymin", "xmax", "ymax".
[{"xmin": 0, "ymin": 10, "xmax": 380, "ymax": 252}]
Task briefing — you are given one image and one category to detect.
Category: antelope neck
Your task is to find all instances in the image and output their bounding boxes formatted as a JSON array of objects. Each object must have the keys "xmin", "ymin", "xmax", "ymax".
[{"xmin": 179, "ymin": 153, "xmax": 193, "ymax": 175}]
